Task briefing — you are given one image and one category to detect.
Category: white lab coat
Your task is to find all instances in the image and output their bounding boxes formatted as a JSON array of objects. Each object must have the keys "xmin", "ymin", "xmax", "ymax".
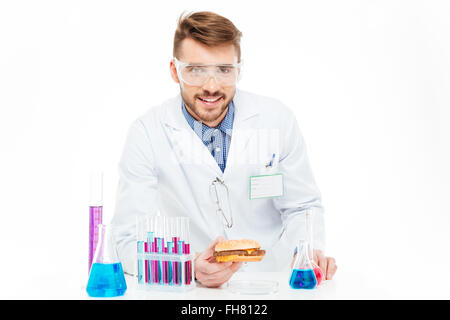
[{"xmin": 111, "ymin": 89, "xmax": 326, "ymax": 275}]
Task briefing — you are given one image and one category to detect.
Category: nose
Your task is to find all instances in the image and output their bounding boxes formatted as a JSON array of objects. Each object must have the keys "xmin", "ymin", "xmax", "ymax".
[{"xmin": 202, "ymin": 74, "xmax": 220, "ymax": 92}]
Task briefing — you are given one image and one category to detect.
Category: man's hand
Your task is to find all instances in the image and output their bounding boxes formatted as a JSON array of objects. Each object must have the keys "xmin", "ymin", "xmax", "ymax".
[
  {"xmin": 313, "ymin": 250, "xmax": 337, "ymax": 280},
  {"xmin": 194, "ymin": 236, "xmax": 243, "ymax": 288},
  {"xmin": 291, "ymin": 249, "xmax": 337, "ymax": 280}
]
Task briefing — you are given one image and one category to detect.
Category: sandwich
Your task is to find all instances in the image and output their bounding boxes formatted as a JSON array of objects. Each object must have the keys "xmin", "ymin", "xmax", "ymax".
[{"xmin": 213, "ymin": 239, "xmax": 266, "ymax": 262}]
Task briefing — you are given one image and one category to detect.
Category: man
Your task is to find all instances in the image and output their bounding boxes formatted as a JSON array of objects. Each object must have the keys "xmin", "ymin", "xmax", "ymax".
[{"xmin": 112, "ymin": 11, "xmax": 337, "ymax": 288}]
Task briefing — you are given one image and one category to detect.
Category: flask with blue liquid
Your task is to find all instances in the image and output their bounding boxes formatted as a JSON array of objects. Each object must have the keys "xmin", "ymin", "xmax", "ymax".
[
  {"xmin": 289, "ymin": 240, "xmax": 317, "ymax": 289},
  {"xmin": 86, "ymin": 224, "xmax": 127, "ymax": 297}
]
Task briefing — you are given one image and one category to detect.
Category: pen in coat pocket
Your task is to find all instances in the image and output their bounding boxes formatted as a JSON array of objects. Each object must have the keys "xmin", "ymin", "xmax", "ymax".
[{"xmin": 266, "ymin": 153, "xmax": 276, "ymax": 168}]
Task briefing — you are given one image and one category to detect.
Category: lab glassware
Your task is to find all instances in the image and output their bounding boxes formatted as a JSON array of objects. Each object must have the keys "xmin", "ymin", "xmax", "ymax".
[
  {"xmin": 227, "ymin": 280, "xmax": 279, "ymax": 295},
  {"xmin": 312, "ymin": 259, "xmax": 324, "ymax": 286},
  {"xmin": 136, "ymin": 216, "xmax": 146, "ymax": 284},
  {"xmin": 289, "ymin": 240, "xmax": 317, "ymax": 289},
  {"xmin": 305, "ymin": 209, "xmax": 324, "ymax": 285},
  {"xmin": 88, "ymin": 172, "xmax": 103, "ymax": 273},
  {"xmin": 136, "ymin": 215, "xmax": 195, "ymax": 292},
  {"xmin": 180, "ymin": 217, "xmax": 192, "ymax": 285},
  {"xmin": 86, "ymin": 224, "xmax": 127, "ymax": 297}
]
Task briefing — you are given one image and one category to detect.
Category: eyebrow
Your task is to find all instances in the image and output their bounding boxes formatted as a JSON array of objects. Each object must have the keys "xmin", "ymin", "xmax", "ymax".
[{"xmin": 186, "ymin": 62, "xmax": 236, "ymax": 66}]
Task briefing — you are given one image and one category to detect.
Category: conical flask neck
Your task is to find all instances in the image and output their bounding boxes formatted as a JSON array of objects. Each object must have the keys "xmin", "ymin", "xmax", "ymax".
[
  {"xmin": 92, "ymin": 224, "xmax": 120, "ymax": 264},
  {"xmin": 305, "ymin": 210, "xmax": 313, "ymax": 244},
  {"xmin": 293, "ymin": 240, "xmax": 314, "ymax": 270}
]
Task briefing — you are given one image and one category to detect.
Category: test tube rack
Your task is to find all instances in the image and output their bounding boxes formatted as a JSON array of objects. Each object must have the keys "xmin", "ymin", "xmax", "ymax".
[
  {"xmin": 136, "ymin": 215, "xmax": 195, "ymax": 292},
  {"xmin": 137, "ymin": 251, "xmax": 195, "ymax": 292}
]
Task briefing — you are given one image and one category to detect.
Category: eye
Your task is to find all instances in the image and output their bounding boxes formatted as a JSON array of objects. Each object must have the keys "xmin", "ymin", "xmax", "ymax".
[
  {"xmin": 218, "ymin": 66, "xmax": 233, "ymax": 74},
  {"xmin": 186, "ymin": 66, "xmax": 205, "ymax": 74}
]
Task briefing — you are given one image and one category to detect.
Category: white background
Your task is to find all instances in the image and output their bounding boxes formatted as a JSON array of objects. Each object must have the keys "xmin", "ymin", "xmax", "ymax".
[{"xmin": 0, "ymin": 0, "xmax": 449, "ymax": 299}]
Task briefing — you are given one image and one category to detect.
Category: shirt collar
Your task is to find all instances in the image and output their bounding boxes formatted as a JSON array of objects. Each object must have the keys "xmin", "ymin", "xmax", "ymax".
[{"xmin": 182, "ymin": 100, "xmax": 234, "ymax": 137}]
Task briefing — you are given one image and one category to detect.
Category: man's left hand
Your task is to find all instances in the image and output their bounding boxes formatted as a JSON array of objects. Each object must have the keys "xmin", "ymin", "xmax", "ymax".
[
  {"xmin": 312, "ymin": 250, "xmax": 337, "ymax": 280},
  {"xmin": 291, "ymin": 250, "xmax": 337, "ymax": 280}
]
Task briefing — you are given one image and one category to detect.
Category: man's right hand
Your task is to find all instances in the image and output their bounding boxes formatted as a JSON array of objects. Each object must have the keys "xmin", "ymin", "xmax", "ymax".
[{"xmin": 194, "ymin": 236, "xmax": 243, "ymax": 288}]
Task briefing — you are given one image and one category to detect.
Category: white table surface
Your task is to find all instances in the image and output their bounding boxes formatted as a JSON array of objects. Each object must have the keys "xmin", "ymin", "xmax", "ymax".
[{"xmin": 3, "ymin": 264, "xmax": 450, "ymax": 299}]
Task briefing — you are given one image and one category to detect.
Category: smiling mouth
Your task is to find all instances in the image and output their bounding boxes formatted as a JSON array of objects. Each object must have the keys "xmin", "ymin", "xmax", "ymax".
[{"xmin": 197, "ymin": 96, "xmax": 223, "ymax": 106}]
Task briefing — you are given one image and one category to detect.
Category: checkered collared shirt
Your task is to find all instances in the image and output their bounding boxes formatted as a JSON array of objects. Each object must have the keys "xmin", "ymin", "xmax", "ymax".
[{"xmin": 182, "ymin": 101, "xmax": 235, "ymax": 172}]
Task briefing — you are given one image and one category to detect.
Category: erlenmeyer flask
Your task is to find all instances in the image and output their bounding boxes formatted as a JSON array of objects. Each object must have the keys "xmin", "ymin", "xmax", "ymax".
[
  {"xmin": 305, "ymin": 209, "xmax": 324, "ymax": 286},
  {"xmin": 86, "ymin": 224, "xmax": 127, "ymax": 297},
  {"xmin": 289, "ymin": 240, "xmax": 317, "ymax": 289}
]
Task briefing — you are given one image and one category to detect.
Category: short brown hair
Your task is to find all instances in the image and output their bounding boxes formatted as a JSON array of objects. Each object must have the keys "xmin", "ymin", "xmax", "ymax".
[{"xmin": 173, "ymin": 11, "xmax": 242, "ymax": 62}]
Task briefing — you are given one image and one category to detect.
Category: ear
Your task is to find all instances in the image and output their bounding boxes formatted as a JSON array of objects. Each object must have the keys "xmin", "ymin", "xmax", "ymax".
[{"xmin": 170, "ymin": 60, "xmax": 180, "ymax": 83}]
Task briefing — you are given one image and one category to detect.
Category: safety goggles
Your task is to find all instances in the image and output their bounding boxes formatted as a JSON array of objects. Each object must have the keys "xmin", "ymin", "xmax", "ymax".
[{"xmin": 173, "ymin": 57, "xmax": 242, "ymax": 87}]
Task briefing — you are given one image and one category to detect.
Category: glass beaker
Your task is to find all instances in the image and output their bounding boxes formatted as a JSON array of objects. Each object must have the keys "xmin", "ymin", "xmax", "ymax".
[
  {"xmin": 305, "ymin": 209, "xmax": 324, "ymax": 285},
  {"xmin": 86, "ymin": 224, "xmax": 127, "ymax": 297},
  {"xmin": 289, "ymin": 240, "xmax": 317, "ymax": 289}
]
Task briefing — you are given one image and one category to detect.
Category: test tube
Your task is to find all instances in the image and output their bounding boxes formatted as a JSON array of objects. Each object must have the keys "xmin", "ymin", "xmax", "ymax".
[
  {"xmin": 151, "ymin": 215, "xmax": 158, "ymax": 284},
  {"xmin": 144, "ymin": 241, "xmax": 149, "ymax": 283},
  {"xmin": 154, "ymin": 215, "xmax": 164, "ymax": 284},
  {"xmin": 146, "ymin": 215, "xmax": 154, "ymax": 284},
  {"xmin": 167, "ymin": 240, "xmax": 174, "ymax": 286},
  {"xmin": 178, "ymin": 239, "xmax": 184, "ymax": 285},
  {"xmin": 166, "ymin": 217, "xmax": 175, "ymax": 286},
  {"xmin": 180, "ymin": 217, "xmax": 188, "ymax": 285},
  {"xmin": 163, "ymin": 217, "xmax": 172, "ymax": 285},
  {"xmin": 180, "ymin": 217, "xmax": 192, "ymax": 285},
  {"xmin": 136, "ymin": 216, "xmax": 145, "ymax": 284},
  {"xmin": 172, "ymin": 217, "xmax": 180, "ymax": 285},
  {"xmin": 172, "ymin": 216, "xmax": 179, "ymax": 254}
]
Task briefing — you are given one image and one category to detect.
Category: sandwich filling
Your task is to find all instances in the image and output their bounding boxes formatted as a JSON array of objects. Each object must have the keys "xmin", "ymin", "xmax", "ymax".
[{"xmin": 214, "ymin": 249, "xmax": 266, "ymax": 257}]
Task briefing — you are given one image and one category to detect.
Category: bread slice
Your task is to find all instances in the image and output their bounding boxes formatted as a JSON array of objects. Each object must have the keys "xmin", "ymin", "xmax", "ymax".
[
  {"xmin": 215, "ymin": 239, "xmax": 261, "ymax": 252},
  {"xmin": 215, "ymin": 255, "xmax": 264, "ymax": 262}
]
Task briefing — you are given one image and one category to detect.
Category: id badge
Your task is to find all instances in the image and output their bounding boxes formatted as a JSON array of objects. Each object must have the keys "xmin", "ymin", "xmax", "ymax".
[{"xmin": 249, "ymin": 173, "xmax": 284, "ymax": 200}]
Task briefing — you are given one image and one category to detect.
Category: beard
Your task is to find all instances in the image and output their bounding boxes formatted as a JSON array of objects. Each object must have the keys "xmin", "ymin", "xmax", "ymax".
[{"xmin": 181, "ymin": 89, "xmax": 235, "ymax": 124}]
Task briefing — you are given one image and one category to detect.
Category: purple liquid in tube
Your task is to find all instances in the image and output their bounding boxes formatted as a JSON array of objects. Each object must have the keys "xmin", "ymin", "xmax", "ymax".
[
  {"xmin": 89, "ymin": 206, "xmax": 103, "ymax": 271},
  {"xmin": 88, "ymin": 172, "xmax": 103, "ymax": 273},
  {"xmin": 184, "ymin": 243, "xmax": 191, "ymax": 285}
]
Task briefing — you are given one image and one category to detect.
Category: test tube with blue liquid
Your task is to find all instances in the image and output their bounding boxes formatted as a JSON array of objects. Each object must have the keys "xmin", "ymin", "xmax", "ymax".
[
  {"xmin": 167, "ymin": 241, "xmax": 174, "ymax": 285},
  {"xmin": 136, "ymin": 216, "xmax": 145, "ymax": 284},
  {"xmin": 86, "ymin": 224, "xmax": 127, "ymax": 297},
  {"xmin": 154, "ymin": 215, "xmax": 164, "ymax": 284}
]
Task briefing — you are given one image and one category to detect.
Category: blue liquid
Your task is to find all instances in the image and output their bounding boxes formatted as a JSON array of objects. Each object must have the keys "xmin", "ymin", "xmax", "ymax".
[
  {"xmin": 137, "ymin": 241, "xmax": 145, "ymax": 284},
  {"xmin": 86, "ymin": 263, "xmax": 127, "ymax": 297},
  {"xmin": 168, "ymin": 261, "xmax": 173, "ymax": 285},
  {"xmin": 289, "ymin": 269, "xmax": 317, "ymax": 289},
  {"xmin": 137, "ymin": 258, "xmax": 144, "ymax": 284}
]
